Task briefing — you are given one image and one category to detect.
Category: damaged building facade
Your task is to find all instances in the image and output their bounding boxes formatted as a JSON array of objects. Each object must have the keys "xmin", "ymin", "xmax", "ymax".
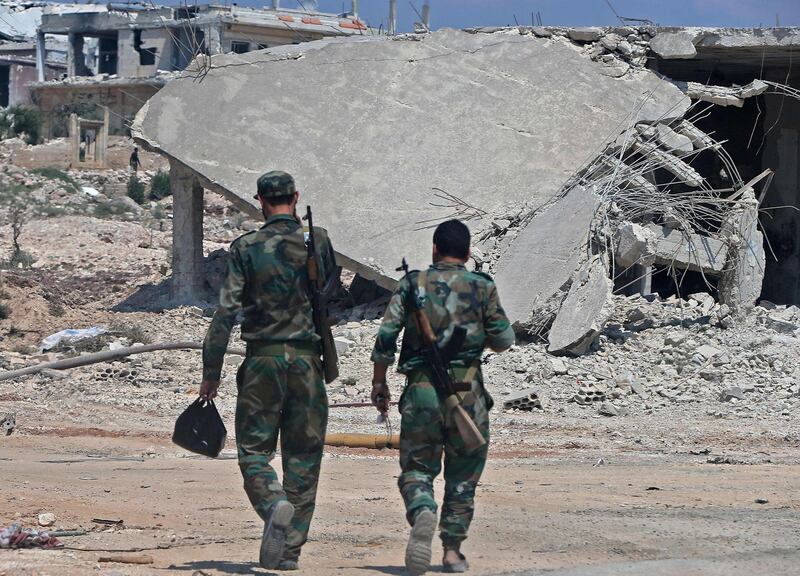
[
  {"xmin": 0, "ymin": 2, "xmax": 65, "ymax": 107},
  {"xmin": 29, "ymin": 1, "xmax": 372, "ymax": 136},
  {"xmin": 133, "ymin": 26, "xmax": 800, "ymax": 355}
]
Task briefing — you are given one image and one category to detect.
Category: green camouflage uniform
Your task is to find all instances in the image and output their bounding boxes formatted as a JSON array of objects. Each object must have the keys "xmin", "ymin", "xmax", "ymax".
[
  {"xmin": 371, "ymin": 262, "xmax": 514, "ymax": 549},
  {"xmin": 203, "ymin": 205, "xmax": 336, "ymax": 562}
]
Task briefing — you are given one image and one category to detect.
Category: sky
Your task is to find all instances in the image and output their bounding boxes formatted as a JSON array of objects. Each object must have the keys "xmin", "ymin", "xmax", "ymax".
[{"xmin": 278, "ymin": 0, "xmax": 800, "ymax": 31}]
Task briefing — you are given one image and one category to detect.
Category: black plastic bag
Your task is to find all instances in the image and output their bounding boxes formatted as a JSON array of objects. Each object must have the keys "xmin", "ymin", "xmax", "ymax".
[{"xmin": 172, "ymin": 398, "xmax": 227, "ymax": 458}]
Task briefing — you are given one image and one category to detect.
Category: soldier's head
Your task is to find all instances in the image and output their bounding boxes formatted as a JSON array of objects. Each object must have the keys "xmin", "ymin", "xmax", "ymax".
[
  {"xmin": 255, "ymin": 171, "xmax": 299, "ymax": 219},
  {"xmin": 432, "ymin": 219, "xmax": 470, "ymax": 263}
]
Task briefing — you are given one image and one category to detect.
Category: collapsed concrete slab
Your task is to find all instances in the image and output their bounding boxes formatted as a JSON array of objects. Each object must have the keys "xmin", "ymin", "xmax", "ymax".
[
  {"xmin": 649, "ymin": 31, "xmax": 698, "ymax": 59},
  {"xmin": 495, "ymin": 186, "xmax": 600, "ymax": 330},
  {"xmin": 547, "ymin": 255, "xmax": 614, "ymax": 355},
  {"xmin": 133, "ymin": 29, "xmax": 688, "ymax": 288},
  {"xmin": 647, "ymin": 224, "xmax": 729, "ymax": 274}
]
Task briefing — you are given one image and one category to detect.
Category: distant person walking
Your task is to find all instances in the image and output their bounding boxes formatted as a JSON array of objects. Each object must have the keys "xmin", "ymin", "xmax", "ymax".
[
  {"xmin": 199, "ymin": 171, "xmax": 336, "ymax": 571},
  {"xmin": 129, "ymin": 146, "xmax": 141, "ymax": 173}
]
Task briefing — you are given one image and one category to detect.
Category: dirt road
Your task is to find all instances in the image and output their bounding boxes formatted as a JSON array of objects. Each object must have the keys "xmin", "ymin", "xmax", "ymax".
[{"xmin": 2, "ymin": 432, "xmax": 798, "ymax": 576}]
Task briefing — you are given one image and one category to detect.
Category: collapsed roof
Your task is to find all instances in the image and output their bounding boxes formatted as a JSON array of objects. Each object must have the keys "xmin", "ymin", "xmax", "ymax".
[
  {"xmin": 134, "ymin": 26, "xmax": 794, "ymax": 354},
  {"xmin": 134, "ymin": 29, "xmax": 687, "ymax": 284}
]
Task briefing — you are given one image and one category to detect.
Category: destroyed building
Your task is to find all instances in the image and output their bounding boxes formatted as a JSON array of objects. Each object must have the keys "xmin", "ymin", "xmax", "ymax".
[
  {"xmin": 27, "ymin": 1, "xmax": 373, "ymax": 136},
  {"xmin": 0, "ymin": 2, "xmax": 65, "ymax": 107},
  {"xmin": 132, "ymin": 26, "xmax": 800, "ymax": 355}
]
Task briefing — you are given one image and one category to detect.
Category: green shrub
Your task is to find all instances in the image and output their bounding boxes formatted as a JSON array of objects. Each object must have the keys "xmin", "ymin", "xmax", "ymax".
[
  {"xmin": 127, "ymin": 175, "xmax": 146, "ymax": 205},
  {"xmin": 31, "ymin": 167, "xmax": 80, "ymax": 193},
  {"xmin": 7, "ymin": 106, "xmax": 43, "ymax": 145},
  {"xmin": 149, "ymin": 170, "xmax": 171, "ymax": 200}
]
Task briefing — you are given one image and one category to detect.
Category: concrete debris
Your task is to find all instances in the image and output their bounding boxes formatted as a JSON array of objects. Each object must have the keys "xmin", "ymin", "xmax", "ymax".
[
  {"xmin": 655, "ymin": 124, "xmax": 694, "ymax": 155},
  {"xmin": 647, "ymin": 225, "xmax": 729, "ymax": 274},
  {"xmin": 36, "ymin": 514, "xmax": 56, "ymax": 528},
  {"xmin": 649, "ymin": 30, "xmax": 698, "ymax": 59},
  {"xmin": 614, "ymin": 222, "xmax": 657, "ymax": 268},
  {"xmin": 547, "ymin": 255, "xmax": 614, "ymax": 355},
  {"xmin": 1, "ymin": 412, "xmax": 15, "ymax": 436},
  {"xmin": 496, "ymin": 186, "xmax": 601, "ymax": 331},
  {"xmin": 678, "ymin": 79, "xmax": 769, "ymax": 108},
  {"xmin": 549, "ymin": 357, "xmax": 569, "ymax": 376},
  {"xmin": 567, "ymin": 27, "xmax": 604, "ymax": 43},
  {"xmin": 719, "ymin": 387, "xmax": 745, "ymax": 402},
  {"xmin": 631, "ymin": 136, "xmax": 704, "ymax": 186},
  {"xmin": 598, "ymin": 401, "xmax": 627, "ymax": 416},
  {"xmin": 573, "ymin": 382, "xmax": 605, "ymax": 405},
  {"xmin": 334, "ymin": 337, "xmax": 355, "ymax": 356},
  {"xmin": 502, "ymin": 388, "xmax": 543, "ymax": 411},
  {"xmin": 719, "ymin": 188, "xmax": 765, "ymax": 315},
  {"xmin": 134, "ymin": 29, "xmax": 688, "ymax": 287}
]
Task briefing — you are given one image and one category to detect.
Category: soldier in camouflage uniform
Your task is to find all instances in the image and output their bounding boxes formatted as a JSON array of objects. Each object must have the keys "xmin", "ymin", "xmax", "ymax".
[
  {"xmin": 200, "ymin": 171, "xmax": 336, "ymax": 571},
  {"xmin": 370, "ymin": 219, "xmax": 514, "ymax": 575}
]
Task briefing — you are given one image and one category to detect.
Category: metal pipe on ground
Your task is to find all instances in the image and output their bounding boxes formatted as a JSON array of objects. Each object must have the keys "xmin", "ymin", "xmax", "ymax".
[
  {"xmin": 0, "ymin": 342, "xmax": 246, "ymax": 382},
  {"xmin": 325, "ymin": 433, "xmax": 399, "ymax": 449}
]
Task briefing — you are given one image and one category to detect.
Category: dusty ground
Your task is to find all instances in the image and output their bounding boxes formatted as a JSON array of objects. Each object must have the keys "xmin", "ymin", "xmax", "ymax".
[
  {"xmin": 2, "ymin": 429, "xmax": 799, "ymax": 576},
  {"xmin": 1, "ymin": 147, "xmax": 800, "ymax": 574}
]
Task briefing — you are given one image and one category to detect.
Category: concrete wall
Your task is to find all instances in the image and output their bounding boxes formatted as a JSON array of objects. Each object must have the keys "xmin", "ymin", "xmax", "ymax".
[
  {"xmin": 0, "ymin": 61, "xmax": 64, "ymax": 107},
  {"xmin": 32, "ymin": 82, "xmax": 162, "ymax": 137},
  {"xmin": 761, "ymin": 94, "xmax": 800, "ymax": 304},
  {"xmin": 117, "ymin": 28, "xmax": 175, "ymax": 78},
  {"xmin": 220, "ymin": 24, "xmax": 325, "ymax": 51}
]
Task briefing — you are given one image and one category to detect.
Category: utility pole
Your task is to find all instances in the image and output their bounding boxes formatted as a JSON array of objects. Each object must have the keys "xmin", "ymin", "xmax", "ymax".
[{"xmin": 388, "ymin": 0, "xmax": 397, "ymax": 35}]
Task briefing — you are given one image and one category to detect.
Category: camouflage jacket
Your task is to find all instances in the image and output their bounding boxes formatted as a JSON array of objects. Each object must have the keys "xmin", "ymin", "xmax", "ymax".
[
  {"xmin": 202, "ymin": 213, "xmax": 336, "ymax": 381},
  {"xmin": 371, "ymin": 262, "xmax": 515, "ymax": 374}
]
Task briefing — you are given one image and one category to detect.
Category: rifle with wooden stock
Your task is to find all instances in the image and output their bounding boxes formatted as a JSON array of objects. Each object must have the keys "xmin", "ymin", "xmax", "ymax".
[
  {"xmin": 304, "ymin": 206, "xmax": 339, "ymax": 384},
  {"xmin": 398, "ymin": 258, "xmax": 486, "ymax": 451}
]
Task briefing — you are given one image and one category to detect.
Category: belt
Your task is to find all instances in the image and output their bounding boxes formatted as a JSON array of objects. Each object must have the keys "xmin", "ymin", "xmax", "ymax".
[
  {"xmin": 246, "ymin": 341, "xmax": 321, "ymax": 357},
  {"xmin": 407, "ymin": 363, "xmax": 481, "ymax": 392}
]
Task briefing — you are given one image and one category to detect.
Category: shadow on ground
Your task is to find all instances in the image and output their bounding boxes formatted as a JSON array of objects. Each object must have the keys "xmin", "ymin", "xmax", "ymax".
[{"xmin": 167, "ymin": 559, "xmax": 275, "ymax": 574}]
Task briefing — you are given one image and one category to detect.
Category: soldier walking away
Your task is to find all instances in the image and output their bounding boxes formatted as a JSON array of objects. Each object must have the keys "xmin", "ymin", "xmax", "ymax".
[
  {"xmin": 129, "ymin": 146, "xmax": 141, "ymax": 173},
  {"xmin": 199, "ymin": 171, "xmax": 336, "ymax": 571},
  {"xmin": 370, "ymin": 219, "xmax": 514, "ymax": 575}
]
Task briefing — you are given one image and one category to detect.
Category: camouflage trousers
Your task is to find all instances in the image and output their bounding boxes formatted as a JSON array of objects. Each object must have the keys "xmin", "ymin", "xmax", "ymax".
[
  {"xmin": 398, "ymin": 366, "xmax": 492, "ymax": 549},
  {"xmin": 235, "ymin": 345, "xmax": 328, "ymax": 561}
]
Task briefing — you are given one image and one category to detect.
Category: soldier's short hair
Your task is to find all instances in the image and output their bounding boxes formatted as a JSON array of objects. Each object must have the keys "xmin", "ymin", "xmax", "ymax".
[
  {"xmin": 433, "ymin": 219, "xmax": 470, "ymax": 260},
  {"xmin": 263, "ymin": 194, "xmax": 295, "ymax": 207}
]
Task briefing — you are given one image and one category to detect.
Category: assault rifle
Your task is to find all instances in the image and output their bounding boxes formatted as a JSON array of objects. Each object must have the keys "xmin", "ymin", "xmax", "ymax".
[
  {"xmin": 304, "ymin": 206, "xmax": 339, "ymax": 384},
  {"xmin": 398, "ymin": 258, "xmax": 486, "ymax": 451}
]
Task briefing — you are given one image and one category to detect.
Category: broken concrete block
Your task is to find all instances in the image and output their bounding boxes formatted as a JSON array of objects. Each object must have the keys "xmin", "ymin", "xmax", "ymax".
[
  {"xmin": 567, "ymin": 27, "xmax": 603, "ymax": 42},
  {"xmin": 655, "ymin": 124, "xmax": 694, "ymax": 155},
  {"xmin": 573, "ymin": 382, "xmax": 605, "ymax": 405},
  {"xmin": 650, "ymin": 31, "xmax": 698, "ymax": 59},
  {"xmin": 547, "ymin": 255, "xmax": 614, "ymax": 355},
  {"xmin": 696, "ymin": 344, "xmax": 722, "ymax": 359},
  {"xmin": 614, "ymin": 222, "xmax": 657, "ymax": 268},
  {"xmin": 719, "ymin": 189, "xmax": 765, "ymax": 315},
  {"xmin": 496, "ymin": 186, "xmax": 601, "ymax": 329},
  {"xmin": 549, "ymin": 357, "xmax": 569, "ymax": 375},
  {"xmin": 37, "ymin": 513, "xmax": 56, "ymax": 527},
  {"xmin": 598, "ymin": 401, "xmax": 627, "ymax": 416},
  {"xmin": 688, "ymin": 292, "xmax": 716, "ymax": 314},
  {"xmin": 1, "ymin": 412, "xmax": 15, "ymax": 436},
  {"xmin": 719, "ymin": 387, "xmax": 745, "ymax": 402},
  {"xmin": 333, "ymin": 337, "xmax": 354, "ymax": 356},
  {"xmin": 531, "ymin": 26, "xmax": 551, "ymax": 38},
  {"xmin": 503, "ymin": 388, "xmax": 543, "ymax": 411},
  {"xmin": 646, "ymin": 224, "xmax": 728, "ymax": 274}
]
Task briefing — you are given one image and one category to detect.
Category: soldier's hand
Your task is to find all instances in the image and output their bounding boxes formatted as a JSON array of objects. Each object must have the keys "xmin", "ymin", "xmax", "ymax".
[
  {"xmin": 200, "ymin": 379, "xmax": 220, "ymax": 400},
  {"xmin": 371, "ymin": 382, "xmax": 390, "ymax": 414}
]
